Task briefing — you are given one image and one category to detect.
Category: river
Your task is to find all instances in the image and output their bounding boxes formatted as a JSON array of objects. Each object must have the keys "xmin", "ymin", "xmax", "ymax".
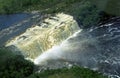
[
  {"xmin": 1, "ymin": 13, "xmax": 120, "ymax": 78},
  {"xmin": 0, "ymin": 12, "xmax": 44, "ymax": 46}
]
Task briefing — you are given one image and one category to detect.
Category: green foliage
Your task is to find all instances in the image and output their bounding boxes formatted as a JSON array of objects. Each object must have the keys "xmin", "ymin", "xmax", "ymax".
[
  {"xmin": 28, "ymin": 66, "xmax": 107, "ymax": 78},
  {"xmin": 0, "ymin": 0, "xmax": 83, "ymax": 14},
  {"xmin": 44, "ymin": 0, "xmax": 101, "ymax": 29},
  {"xmin": 73, "ymin": 1, "xmax": 100, "ymax": 28},
  {"xmin": 0, "ymin": 48, "xmax": 34, "ymax": 78},
  {"xmin": 0, "ymin": 48, "xmax": 107, "ymax": 78},
  {"xmin": 71, "ymin": 2, "xmax": 100, "ymax": 28},
  {"xmin": 0, "ymin": 0, "xmax": 104, "ymax": 29},
  {"xmin": 0, "ymin": 0, "xmax": 119, "ymax": 26},
  {"xmin": 0, "ymin": 0, "xmax": 33, "ymax": 14}
]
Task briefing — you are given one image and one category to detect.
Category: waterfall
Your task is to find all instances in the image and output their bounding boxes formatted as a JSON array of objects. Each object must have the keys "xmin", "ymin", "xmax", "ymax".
[
  {"xmin": 33, "ymin": 29, "xmax": 100, "ymax": 69},
  {"xmin": 33, "ymin": 17, "xmax": 120, "ymax": 77},
  {"xmin": 5, "ymin": 13, "xmax": 120, "ymax": 77},
  {"xmin": 6, "ymin": 13, "xmax": 80, "ymax": 59}
]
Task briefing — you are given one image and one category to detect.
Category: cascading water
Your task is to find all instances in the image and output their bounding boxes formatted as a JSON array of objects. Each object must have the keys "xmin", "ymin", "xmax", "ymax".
[
  {"xmin": 0, "ymin": 12, "xmax": 45, "ymax": 46},
  {"xmin": 34, "ymin": 17, "xmax": 120, "ymax": 78},
  {"xmin": 6, "ymin": 13, "xmax": 80, "ymax": 59},
  {"xmin": 34, "ymin": 29, "xmax": 100, "ymax": 70},
  {"xmin": 5, "ymin": 13, "xmax": 120, "ymax": 78}
]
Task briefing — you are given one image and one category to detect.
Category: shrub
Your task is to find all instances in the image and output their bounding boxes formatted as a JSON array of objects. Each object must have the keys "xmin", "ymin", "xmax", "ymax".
[
  {"xmin": 0, "ymin": 48, "xmax": 34, "ymax": 78},
  {"xmin": 67, "ymin": 1, "xmax": 100, "ymax": 28},
  {"xmin": 28, "ymin": 66, "xmax": 107, "ymax": 78}
]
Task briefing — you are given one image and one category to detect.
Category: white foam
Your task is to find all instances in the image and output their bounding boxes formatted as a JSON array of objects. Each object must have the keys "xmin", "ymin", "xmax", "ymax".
[{"xmin": 34, "ymin": 30, "xmax": 82, "ymax": 65}]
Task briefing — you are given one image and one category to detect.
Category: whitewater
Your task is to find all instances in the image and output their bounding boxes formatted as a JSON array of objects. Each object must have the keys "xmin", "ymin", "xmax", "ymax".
[{"xmin": 5, "ymin": 13, "xmax": 120, "ymax": 78}]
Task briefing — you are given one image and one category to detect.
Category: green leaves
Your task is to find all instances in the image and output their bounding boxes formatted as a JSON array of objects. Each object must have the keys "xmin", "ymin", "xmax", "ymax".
[
  {"xmin": 28, "ymin": 66, "xmax": 107, "ymax": 78},
  {"xmin": 68, "ymin": 1, "xmax": 100, "ymax": 28},
  {"xmin": 0, "ymin": 48, "xmax": 34, "ymax": 78},
  {"xmin": 0, "ymin": 47, "xmax": 107, "ymax": 78}
]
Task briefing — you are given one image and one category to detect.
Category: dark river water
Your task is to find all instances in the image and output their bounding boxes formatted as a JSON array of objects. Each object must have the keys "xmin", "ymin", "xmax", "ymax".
[
  {"xmin": 0, "ymin": 13, "xmax": 44, "ymax": 46},
  {"xmin": 0, "ymin": 13, "xmax": 33, "ymax": 30}
]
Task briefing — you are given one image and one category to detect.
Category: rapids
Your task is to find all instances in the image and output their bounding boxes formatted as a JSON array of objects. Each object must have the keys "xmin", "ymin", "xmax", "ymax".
[
  {"xmin": 4, "ymin": 13, "xmax": 120, "ymax": 77},
  {"xmin": 34, "ymin": 17, "xmax": 120, "ymax": 78}
]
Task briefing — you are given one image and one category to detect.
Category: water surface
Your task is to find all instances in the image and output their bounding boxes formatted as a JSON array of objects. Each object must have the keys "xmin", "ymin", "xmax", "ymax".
[{"xmin": 0, "ymin": 13, "xmax": 42, "ymax": 46}]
